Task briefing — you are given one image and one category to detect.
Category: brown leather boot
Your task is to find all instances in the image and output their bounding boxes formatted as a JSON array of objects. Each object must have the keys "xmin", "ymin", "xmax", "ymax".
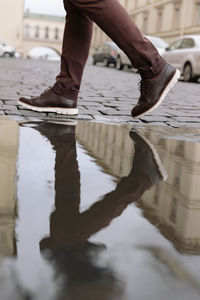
[
  {"xmin": 18, "ymin": 87, "xmax": 78, "ymax": 115},
  {"xmin": 132, "ymin": 64, "xmax": 180, "ymax": 118}
]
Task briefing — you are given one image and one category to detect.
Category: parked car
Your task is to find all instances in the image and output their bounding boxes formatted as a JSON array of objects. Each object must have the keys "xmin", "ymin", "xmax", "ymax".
[
  {"xmin": 115, "ymin": 35, "xmax": 169, "ymax": 70},
  {"xmin": 93, "ymin": 37, "xmax": 168, "ymax": 70},
  {"xmin": 163, "ymin": 35, "xmax": 200, "ymax": 82},
  {"xmin": 92, "ymin": 42, "xmax": 119, "ymax": 67},
  {"xmin": 28, "ymin": 47, "xmax": 60, "ymax": 61},
  {"xmin": 0, "ymin": 40, "xmax": 15, "ymax": 57}
]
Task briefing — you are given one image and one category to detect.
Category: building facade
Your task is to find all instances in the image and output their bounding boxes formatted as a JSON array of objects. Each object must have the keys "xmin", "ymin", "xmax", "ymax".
[
  {"xmin": 23, "ymin": 12, "xmax": 65, "ymax": 57},
  {"xmin": 92, "ymin": 0, "xmax": 200, "ymax": 49},
  {"xmin": 0, "ymin": 0, "xmax": 24, "ymax": 52},
  {"xmin": 0, "ymin": 0, "xmax": 65, "ymax": 57}
]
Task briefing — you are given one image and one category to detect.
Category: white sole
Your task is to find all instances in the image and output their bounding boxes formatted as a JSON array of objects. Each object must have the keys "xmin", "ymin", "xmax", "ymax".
[
  {"xmin": 19, "ymin": 120, "xmax": 77, "ymax": 127},
  {"xmin": 133, "ymin": 68, "xmax": 181, "ymax": 118},
  {"xmin": 17, "ymin": 100, "xmax": 78, "ymax": 115}
]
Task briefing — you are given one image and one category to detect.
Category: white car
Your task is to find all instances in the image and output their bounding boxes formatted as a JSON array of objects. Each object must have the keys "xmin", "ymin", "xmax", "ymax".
[
  {"xmin": 0, "ymin": 40, "xmax": 15, "ymax": 57},
  {"xmin": 28, "ymin": 47, "xmax": 60, "ymax": 61},
  {"xmin": 116, "ymin": 35, "xmax": 168, "ymax": 70},
  {"xmin": 163, "ymin": 35, "xmax": 200, "ymax": 82}
]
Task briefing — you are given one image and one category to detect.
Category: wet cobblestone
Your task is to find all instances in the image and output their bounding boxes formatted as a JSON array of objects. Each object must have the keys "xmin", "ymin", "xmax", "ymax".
[{"xmin": 0, "ymin": 57, "xmax": 200, "ymax": 127}]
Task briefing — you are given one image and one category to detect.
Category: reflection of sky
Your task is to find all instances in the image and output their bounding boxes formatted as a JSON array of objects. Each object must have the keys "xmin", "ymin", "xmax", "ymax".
[
  {"xmin": 1, "ymin": 123, "xmax": 200, "ymax": 299},
  {"xmin": 24, "ymin": 0, "xmax": 65, "ymax": 16}
]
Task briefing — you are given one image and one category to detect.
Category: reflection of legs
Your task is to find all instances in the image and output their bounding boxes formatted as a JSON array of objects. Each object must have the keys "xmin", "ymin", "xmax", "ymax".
[
  {"xmin": 38, "ymin": 126, "xmax": 166, "ymax": 248},
  {"xmin": 53, "ymin": 1, "xmax": 93, "ymax": 100},
  {"xmin": 50, "ymin": 127, "xmax": 81, "ymax": 240},
  {"xmin": 79, "ymin": 132, "xmax": 167, "ymax": 240}
]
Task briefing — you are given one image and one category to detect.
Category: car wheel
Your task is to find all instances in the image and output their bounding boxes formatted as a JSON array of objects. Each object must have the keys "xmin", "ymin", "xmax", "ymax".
[
  {"xmin": 103, "ymin": 58, "xmax": 109, "ymax": 67},
  {"xmin": 183, "ymin": 63, "xmax": 193, "ymax": 82},
  {"xmin": 92, "ymin": 57, "xmax": 96, "ymax": 65},
  {"xmin": 3, "ymin": 52, "xmax": 11, "ymax": 58},
  {"xmin": 116, "ymin": 56, "xmax": 123, "ymax": 70}
]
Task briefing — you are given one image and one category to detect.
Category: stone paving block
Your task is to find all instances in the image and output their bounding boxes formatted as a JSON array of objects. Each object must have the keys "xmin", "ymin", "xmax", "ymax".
[
  {"xmin": 0, "ymin": 58, "xmax": 199, "ymax": 127},
  {"xmin": 3, "ymin": 100, "xmax": 17, "ymax": 105},
  {"xmin": 17, "ymin": 110, "xmax": 47, "ymax": 117},
  {"xmin": 4, "ymin": 111, "xmax": 23, "ymax": 116},
  {"xmin": 0, "ymin": 105, "xmax": 18, "ymax": 110},
  {"xmin": 86, "ymin": 110, "xmax": 102, "ymax": 115},
  {"xmin": 139, "ymin": 116, "xmax": 172, "ymax": 123},
  {"xmin": 173, "ymin": 117, "xmax": 200, "ymax": 123}
]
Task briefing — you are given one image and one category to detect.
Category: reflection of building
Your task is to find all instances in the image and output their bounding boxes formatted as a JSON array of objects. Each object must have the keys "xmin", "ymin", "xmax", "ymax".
[
  {"xmin": 76, "ymin": 121, "xmax": 134, "ymax": 179},
  {"xmin": 76, "ymin": 122, "xmax": 200, "ymax": 254},
  {"xmin": 0, "ymin": 119, "xmax": 19, "ymax": 256},
  {"xmin": 92, "ymin": 0, "xmax": 200, "ymax": 48},
  {"xmin": 139, "ymin": 128, "xmax": 200, "ymax": 254},
  {"xmin": 23, "ymin": 12, "xmax": 65, "ymax": 58},
  {"xmin": 0, "ymin": 0, "xmax": 24, "ymax": 52}
]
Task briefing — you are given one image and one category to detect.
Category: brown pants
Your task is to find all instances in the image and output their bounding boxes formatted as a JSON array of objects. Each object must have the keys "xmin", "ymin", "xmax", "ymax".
[{"xmin": 53, "ymin": 0, "xmax": 166, "ymax": 101}]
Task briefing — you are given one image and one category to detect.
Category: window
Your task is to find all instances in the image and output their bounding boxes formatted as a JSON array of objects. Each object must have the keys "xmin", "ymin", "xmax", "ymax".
[
  {"xmin": 142, "ymin": 12, "xmax": 148, "ymax": 34},
  {"xmin": 24, "ymin": 24, "xmax": 30, "ymax": 37},
  {"xmin": 180, "ymin": 38, "xmax": 195, "ymax": 49},
  {"xmin": 125, "ymin": 0, "xmax": 128, "ymax": 9},
  {"xmin": 55, "ymin": 28, "xmax": 59, "ymax": 40},
  {"xmin": 196, "ymin": 1, "xmax": 200, "ymax": 25},
  {"xmin": 35, "ymin": 26, "xmax": 40, "ymax": 38},
  {"xmin": 45, "ymin": 27, "xmax": 49, "ymax": 39},
  {"xmin": 135, "ymin": 0, "xmax": 138, "ymax": 8},
  {"xmin": 156, "ymin": 7, "xmax": 163, "ymax": 32},
  {"xmin": 174, "ymin": 7, "xmax": 181, "ymax": 29},
  {"xmin": 168, "ymin": 39, "xmax": 183, "ymax": 51}
]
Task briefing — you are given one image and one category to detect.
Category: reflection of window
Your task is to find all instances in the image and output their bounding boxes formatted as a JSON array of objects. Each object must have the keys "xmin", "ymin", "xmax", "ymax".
[
  {"xmin": 174, "ymin": 164, "xmax": 181, "ymax": 186},
  {"xmin": 24, "ymin": 24, "xmax": 30, "ymax": 37},
  {"xmin": 180, "ymin": 38, "xmax": 195, "ymax": 49},
  {"xmin": 55, "ymin": 28, "xmax": 59, "ymax": 40},
  {"xmin": 153, "ymin": 188, "xmax": 159, "ymax": 205},
  {"xmin": 45, "ymin": 27, "xmax": 49, "ymax": 39},
  {"xmin": 35, "ymin": 26, "xmax": 40, "ymax": 38},
  {"xmin": 169, "ymin": 197, "xmax": 177, "ymax": 224}
]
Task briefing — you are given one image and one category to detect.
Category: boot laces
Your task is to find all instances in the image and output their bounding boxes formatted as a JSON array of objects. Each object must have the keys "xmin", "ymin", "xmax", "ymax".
[{"xmin": 138, "ymin": 80, "xmax": 151, "ymax": 102}]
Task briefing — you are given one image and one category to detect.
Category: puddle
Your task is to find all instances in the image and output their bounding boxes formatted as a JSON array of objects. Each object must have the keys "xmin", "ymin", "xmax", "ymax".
[{"xmin": 0, "ymin": 119, "xmax": 200, "ymax": 300}]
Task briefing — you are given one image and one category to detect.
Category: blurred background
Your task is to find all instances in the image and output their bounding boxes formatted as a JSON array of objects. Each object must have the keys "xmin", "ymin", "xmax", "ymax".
[{"xmin": 0, "ymin": 0, "xmax": 200, "ymax": 81}]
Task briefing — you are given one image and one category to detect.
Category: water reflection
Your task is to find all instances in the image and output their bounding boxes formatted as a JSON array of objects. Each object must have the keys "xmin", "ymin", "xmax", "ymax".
[
  {"xmin": 0, "ymin": 119, "xmax": 18, "ymax": 257},
  {"xmin": 1, "ymin": 119, "xmax": 200, "ymax": 299},
  {"xmin": 30, "ymin": 122, "xmax": 165, "ymax": 299},
  {"xmin": 76, "ymin": 122, "xmax": 200, "ymax": 254}
]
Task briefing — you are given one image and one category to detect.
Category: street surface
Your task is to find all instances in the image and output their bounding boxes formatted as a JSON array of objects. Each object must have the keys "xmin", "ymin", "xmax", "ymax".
[{"xmin": 0, "ymin": 57, "xmax": 200, "ymax": 127}]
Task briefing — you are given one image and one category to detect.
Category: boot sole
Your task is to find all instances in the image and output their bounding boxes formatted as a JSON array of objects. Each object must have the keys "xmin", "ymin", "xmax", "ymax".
[
  {"xmin": 17, "ymin": 100, "xmax": 78, "ymax": 115},
  {"xmin": 133, "ymin": 68, "xmax": 181, "ymax": 118},
  {"xmin": 137, "ymin": 133, "xmax": 168, "ymax": 182},
  {"xmin": 130, "ymin": 131, "xmax": 168, "ymax": 182}
]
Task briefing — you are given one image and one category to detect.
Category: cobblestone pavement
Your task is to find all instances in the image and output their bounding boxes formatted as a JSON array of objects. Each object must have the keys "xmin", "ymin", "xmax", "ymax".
[{"xmin": 0, "ymin": 57, "xmax": 200, "ymax": 127}]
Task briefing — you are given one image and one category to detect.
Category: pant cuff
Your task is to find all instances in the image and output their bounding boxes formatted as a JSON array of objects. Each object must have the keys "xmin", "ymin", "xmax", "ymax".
[{"xmin": 139, "ymin": 58, "xmax": 167, "ymax": 80}]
